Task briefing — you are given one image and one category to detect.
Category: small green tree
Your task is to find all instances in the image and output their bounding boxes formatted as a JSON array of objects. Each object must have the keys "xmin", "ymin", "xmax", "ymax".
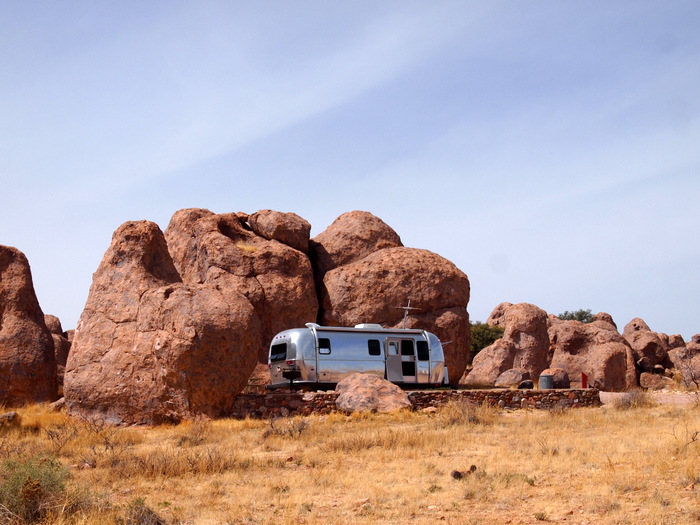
[
  {"xmin": 557, "ymin": 309, "xmax": 594, "ymax": 323},
  {"xmin": 469, "ymin": 322, "xmax": 504, "ymax": 362}
]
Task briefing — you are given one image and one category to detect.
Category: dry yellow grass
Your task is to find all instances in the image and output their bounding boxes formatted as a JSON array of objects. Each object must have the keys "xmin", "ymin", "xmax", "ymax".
[{"xmin": 1, "ymin": 400, "xmax": 699, "ymax": 524}]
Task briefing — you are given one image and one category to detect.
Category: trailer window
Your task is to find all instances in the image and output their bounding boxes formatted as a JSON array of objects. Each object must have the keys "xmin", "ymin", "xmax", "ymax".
[
  {"xmin": 270, "ymin": 343, "xmax": 287, "ymax": 362},
  {"xmin": 318, "ymin": 338, "xmax": 331, "ymax": 355},
  {"xmin": 368, "ymin": 339, "xmax": 381, "ymax": 356},
  {"xmin": 417, "ymin": 341, "xmax": 429, "ymax": 361},
  {"xmin": 401, "ymin": 339, "xmax": 414, "ymax": 356}
]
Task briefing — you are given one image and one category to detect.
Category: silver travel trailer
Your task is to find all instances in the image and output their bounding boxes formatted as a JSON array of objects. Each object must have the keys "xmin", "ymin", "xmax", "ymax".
[{"xmin": 267, "ymin": 323, "xmax": 448, "ymax": 389}]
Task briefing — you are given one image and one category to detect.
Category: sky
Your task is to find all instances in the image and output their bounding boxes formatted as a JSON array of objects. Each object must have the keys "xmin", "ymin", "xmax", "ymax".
[{"xmin": 1, "ymin": 1, "xmax": 699, "ymax": 340}]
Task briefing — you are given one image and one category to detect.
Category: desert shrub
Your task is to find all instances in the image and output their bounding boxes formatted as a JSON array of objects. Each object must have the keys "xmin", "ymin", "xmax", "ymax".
[
  {"xmin": 612, "ymin": 390, "xmax": 656, "ymax": 410},
  {"xmin": 124, "ymin": 497, "xmax": 167, "ymax": 525},
  {"xmin": 0, "ymin": 453, "xmax": 68, "ymax": 522},
  {"xmin": 437, "ymin": 401, "xmax": 497, "ymax": 427},
  {"xmin": 262, "ymin": 417, "xmax": 309, "ymax": 439},
  {"xmin": 557, "ymin": 309, "xmax": 594, "ymax": 323}
]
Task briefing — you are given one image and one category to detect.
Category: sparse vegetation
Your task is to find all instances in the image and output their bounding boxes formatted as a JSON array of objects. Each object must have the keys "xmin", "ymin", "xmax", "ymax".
[
  {"xmin": 557, "ymin": 308, "xmax": 595, "ymax": 323},
  {"xmin": 0, "ymin": 402, "xmax": 697, "ymax": 524}
]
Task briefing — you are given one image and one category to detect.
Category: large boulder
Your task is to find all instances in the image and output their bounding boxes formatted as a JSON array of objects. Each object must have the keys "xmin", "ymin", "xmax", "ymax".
[
  {"xmin": 248, "ymin": 209, "xmax": 311, "ymax": 254},
  {"xmin": 64, "ymin": 221, "xmax": 261, "ymax": 424},
  {"xmin": 548, "ymin": 314, "xmax": 636, "ymax": 391},
  {"xmin": 309, "ymin": 211, "xmax": 403, "ymax": 284},
  {"xmin": 622, "ymin": 318, "xmax": 669, "ymax": 372},
  {"xmin": 318, "ymin": 244, "xmax": 471, "ymax": 382},
  {"xmin": 164, "ymin": 209, "xmax": 318, "ymax": 363},
  {"xmin": 463, "ymin": 303, "xmax": 548, "ymax": 387},
  {"xmin": 0, "ymin": 245, "xmax": 57, "ymax": 406},
  {"xmin": 335, "ymin": 373, "xmax": 411, "ymax": 413}
]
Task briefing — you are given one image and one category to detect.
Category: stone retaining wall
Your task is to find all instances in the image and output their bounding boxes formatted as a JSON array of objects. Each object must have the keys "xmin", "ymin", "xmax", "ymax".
[{"xmin": 230, "ymin": 389, "xmax": 600, "ymax": 419}]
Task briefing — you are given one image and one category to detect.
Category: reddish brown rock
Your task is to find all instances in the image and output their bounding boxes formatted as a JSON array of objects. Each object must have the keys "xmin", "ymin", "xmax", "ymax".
[
  {"xmin": 639, "ymin": 372, "xmax": 673, "ymax": 390},
  {"xmin": 309, "ymin": 210, "xmax": 403, "ymax": 283},
  {"xmin": 164, "ymin": 208, "xmax": 318, "ymax": 363},
  {"xmin": 463, "ymin": 339, "xmax": 516, "ymax": 388},
  {"xmin": 486, "ymin": 302, "xmax": 512, "ymax": 327},
  {"xmin": 494, "ymin": 368, "xmax": 531, "ymax": 388},
  {"xmin": 335, "ymin": 373, "xmax": 411, "ymax": 413},
  {"xmin": 464, "ymin": 303, "xmax": 548, "ymax": 387},
  {"xmin": 549, "ymin": 316, "xmax": 636, "ymax": 391},
  {"xmin": 0, "ymin": 245, "xmax": 57, "ymax": 406},
  {"xmin": 64, "ymin": 221, "xmax": 261, "ymax": 424},
  {"xmin": 248, "ymin": 209, "xmax": 311, "ymax": 254},
  {"xmin": 622, "ymin": 318, "xmax": 668, "ymax": 372},
  {"xmin": 319, "ymin": 246, "xmax": 470, "ymax": 382},
  {"xmin": 668, "ymin": 340, "xmax": 700, "ymax": 389},
  {"xmin": 44, "ymin": 314, "xmax": 64, "ymax": 335}
]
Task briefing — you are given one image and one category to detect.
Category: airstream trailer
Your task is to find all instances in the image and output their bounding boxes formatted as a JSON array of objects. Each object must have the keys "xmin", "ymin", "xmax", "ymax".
[{"xmin": 267, "ymin": 323, "xmax": 449, "ymax": 389}]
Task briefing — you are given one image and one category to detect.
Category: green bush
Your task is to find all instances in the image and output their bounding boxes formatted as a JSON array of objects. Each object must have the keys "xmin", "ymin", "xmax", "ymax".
[
  {"xmin": 557, "ymin": 309, "xmax": 594, "ymax": 323},
  {"xmin": 470, "ymin": 322, "xmax": 504, "ymax": 362},
  {"xmin": 0, "ymin": 454, "xmax": 69, "ymax": 522}
]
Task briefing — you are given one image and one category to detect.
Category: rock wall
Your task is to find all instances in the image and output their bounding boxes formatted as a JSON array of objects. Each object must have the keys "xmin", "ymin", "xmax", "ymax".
[{"xmin": 229, "ymin": 388, "xmax": 600, "ymax": 419}]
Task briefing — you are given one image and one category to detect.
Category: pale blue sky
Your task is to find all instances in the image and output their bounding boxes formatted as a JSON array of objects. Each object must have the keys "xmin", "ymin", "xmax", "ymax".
[{"xmin": 1, "ymin": 1, "xmax": 699, "ymax": 339}]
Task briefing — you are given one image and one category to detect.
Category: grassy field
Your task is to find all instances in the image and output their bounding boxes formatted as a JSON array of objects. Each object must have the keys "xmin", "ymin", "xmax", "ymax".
[{"xmin": 1, "ymin": 397, "xmax": 699, "ymax": 524}]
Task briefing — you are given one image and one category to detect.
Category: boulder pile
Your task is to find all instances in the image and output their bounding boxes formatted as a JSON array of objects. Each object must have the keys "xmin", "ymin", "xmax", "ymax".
[
  {"xmin": 464, "ymin": 302, "xmax": 698, "ymax": 392},
  {"xmin": 61, "ymin": 209, "xmax": 470, "ymax": 423}
]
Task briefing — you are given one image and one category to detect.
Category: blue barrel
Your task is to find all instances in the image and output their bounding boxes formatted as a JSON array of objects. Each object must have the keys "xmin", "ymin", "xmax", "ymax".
[{"xmin": 539, "ymin": 374, "xmax": 554, "ymax": 389}]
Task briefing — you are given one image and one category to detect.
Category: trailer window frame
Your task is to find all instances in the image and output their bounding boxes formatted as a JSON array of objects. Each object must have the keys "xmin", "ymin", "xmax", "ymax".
[
  {"xmin": 270, "ymin": 343, "xmax": 287, "ymax": 362},
  {"xmin": 368, "ymin": 339, "xmax": 381, "ymax": 356},
  {"xmin": 318, "ymin": 337, "xmax": 331, "ymax": 355}
]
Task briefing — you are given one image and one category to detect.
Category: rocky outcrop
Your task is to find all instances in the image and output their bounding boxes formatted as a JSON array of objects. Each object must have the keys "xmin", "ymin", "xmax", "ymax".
[
  {"xmin": 164, "ymin": 209, "xmax": 318, "ymax": 363},
  {"xmin": 0, "ymin": 245, "xmax": 57, "ymax": 406},
  {"xmin": 311, "ymin": 212, "xmax": 469, "ymax": 382},
  {"xmin": 622, "ymin": 318, "xmax": 669, "ymax": 372},
  {"xmin": 64, "ymin": 221, "xmax": 261, "ymax": 424},
  {"xmin": 464, "ymin": 303, "xmax": 548, "ymax": 388},
  {"xmin": 548, "ymin": 314, "xmax": 636, "ymax": 391},
  {"xmin": 335, "ymin": 373, "xmax": 411, "ymax": 413}
]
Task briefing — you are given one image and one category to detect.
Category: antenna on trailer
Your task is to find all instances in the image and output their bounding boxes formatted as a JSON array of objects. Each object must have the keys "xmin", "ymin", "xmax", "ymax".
[{"xmin": 394, "ymin": 299, "xmax": 421, "ymax": 329}]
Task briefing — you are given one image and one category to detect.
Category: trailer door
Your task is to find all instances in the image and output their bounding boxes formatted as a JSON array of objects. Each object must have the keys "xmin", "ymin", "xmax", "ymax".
[{"xmin": 385, "ymin": 339, "xmax": 403, "ymax": 382}]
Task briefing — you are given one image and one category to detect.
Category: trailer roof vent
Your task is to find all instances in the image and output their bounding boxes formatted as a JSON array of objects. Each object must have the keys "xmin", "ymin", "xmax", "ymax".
[{"xmin": 354, "ymin": 323, "xmax": 384, "ymax": 329}]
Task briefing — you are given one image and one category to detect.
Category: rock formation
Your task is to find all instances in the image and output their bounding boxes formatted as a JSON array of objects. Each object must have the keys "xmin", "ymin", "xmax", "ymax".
[
  {"xmin": 64, "ymin": 221, "xmax": 261, "ymax": 424},
  {"xmin": 335, "ymin": 373, "xmax": 411, "ymax": 413},
  {"xmin": 464, "ymin": 303, "xmax": 549, "ymax": 388},
  {"xmin": 622, "ymin": 318, "xmax": 670, "ymax": 372},
  {"xmin": 668, "ymin": 335, "xmax": 700, "ymax": 388},
  {"xmin": 45, "ymin": 314, "xmax": 71, "ymax": 385},
  {"xmin": 164, "ymin": 209, "xmax": 318, "ymax": 363},
  {"xmin": 0, "ymin": 245, "xmax": 57, "ymax": 406},
  {"xmin": 548, "ymin": 314, "xmax": 636, "ymax": 391},
  {"xmin": 311, "ymin": 212, "xmax": 471, "ymax": 383}
]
